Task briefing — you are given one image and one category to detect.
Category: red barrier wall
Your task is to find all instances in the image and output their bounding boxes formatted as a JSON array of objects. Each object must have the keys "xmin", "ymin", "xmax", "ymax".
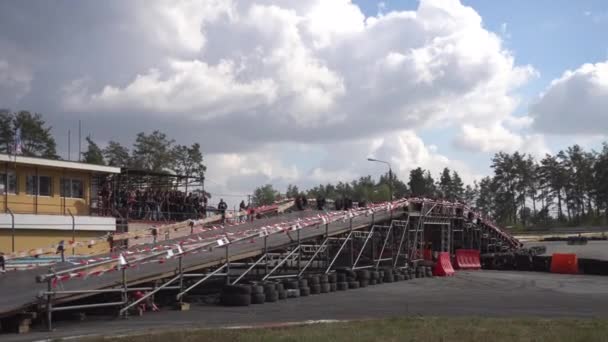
[
  {"xmin": 550, "ymin": 253, "xmax": 578, "ymax": 274},
  {"xmin": 433, "ymin": 252, "xmax": 455, "ymax": 276},
  {"xmin": 454, "ymin": 249, "xmax": 481, "ymax": 270}
]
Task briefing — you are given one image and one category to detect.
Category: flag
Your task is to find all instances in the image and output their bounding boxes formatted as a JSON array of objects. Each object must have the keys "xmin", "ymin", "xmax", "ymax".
[
  {"xmin": 13, "ymin": 128, "xmax": 22, "ymax": 155},
  {"xmin": 119, "ymin": 254, "xmax": 128, "ymax": 267}
]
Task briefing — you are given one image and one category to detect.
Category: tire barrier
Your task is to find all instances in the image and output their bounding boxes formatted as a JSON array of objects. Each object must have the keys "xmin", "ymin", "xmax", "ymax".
[
  {"xmin": 578, "ymin": 258, "xmax": 608, "ymax": 276},
  {"xmin": 220, "ymin": 284, "xmax": 252, "ymax": 307},
  {"xmin": 454, "ymin": 249, "xmax": 482, "ymax": 270},
  {"xmin": 514, "ymin": 254, "xmax": 533, "ymax": 271},
  {"xmin": 433, "ymin": 252, "xmax": 455, "ymax": 277},
  {"xmin": 337, "ymin": 282, "xmax": 348, "ymax": 291},
  {"xmin": 550, "ymin": 253, "xmax": 578, "ymax": 274}
]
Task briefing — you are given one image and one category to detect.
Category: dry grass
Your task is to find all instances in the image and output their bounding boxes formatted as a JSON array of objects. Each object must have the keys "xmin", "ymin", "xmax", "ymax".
[{"xmin": 79, "ymin": 317, "xmax": 608, "ymax": 342}]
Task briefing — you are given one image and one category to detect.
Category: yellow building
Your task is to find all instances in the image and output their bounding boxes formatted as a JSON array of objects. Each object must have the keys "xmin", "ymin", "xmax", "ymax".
[{"xmin": 0, "ymin": 153, "xmax": 120, "ymax": 255}]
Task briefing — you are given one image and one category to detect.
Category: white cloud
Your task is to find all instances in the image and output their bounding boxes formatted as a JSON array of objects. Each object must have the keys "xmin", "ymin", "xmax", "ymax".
[
  {"xmin": 530, "ymin": 61, "xmax": 608, "ymax": 136},
  {"xmin": 455, "ymin": 123, "xmax": 549, "ymax": 157},
  {"xmin": 1, "ymin": 0, "xmax": 543, "ymax": 196},
  {"xmin": 62, "ymin": 0, "xmax": 534, "ymax": 138},
  {"xmin": 0, "ymin": 59, "xmax": 32, "ymax": 100}
]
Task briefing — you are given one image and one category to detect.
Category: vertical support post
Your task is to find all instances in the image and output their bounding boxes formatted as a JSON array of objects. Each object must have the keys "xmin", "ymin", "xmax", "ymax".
[
  {"xmin": 225, "ymin": 245, "xmax": 230, "ymax": 285},
  {"xmin": 7, "ymin": 208, "xmax": 14, "ymax": 252},
  {"xmin": 68, "ymin": 209, "xmax": 75, "ymax": 255},
  {"xmin": 178, "ymin": 255, "xmax": 184, "ymax": 305},
  {"xmin": 4, "ymin": 162, "xmax": 8, "ymax": 213},
  {"xmin": 325, "ymin": 223, "xmax": 329, "ymax": 269},
  {"xmin": 349, "ymin": 218, "xmax": 354, "ymax": 267},
  {"xmin": 297, "ymin": 228, "xmax": 301, "ymax": 276},
  {"xmin": 35, "ymin": 166, "xmax": 38, "ymax": 214},
  {"xmin": 121, "ymin": 267, "xmax": 128, "ymax": 318},
  {"xmin": 46, "ymin": 273, "xmax": 53, "ymax": 331},
  {"xmin": 264, "ymin": 235, "xmax": 269, "ymax": 276}
]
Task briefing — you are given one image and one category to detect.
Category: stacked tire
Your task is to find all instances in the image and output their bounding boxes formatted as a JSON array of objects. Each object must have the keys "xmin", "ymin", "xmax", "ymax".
[
  {"xmin": 336, "ymin": 272, "xmax": 349, "ymax": 291},
  {"xmin": 263, "ymin": 282, "xmax": 279, "ymax": 303},
  {"xmin": 220, "ymin": 284, "xmax": 252, "ymax": 306},
  {"xmin": 356, "ymin": 270, "xmax": 370, "ymax": 287},
  {"xmin": 299, "ymin": 278, "xmax": 311, "ymax": 297},
  {"xmin": 383, "ymin": 268, "xmax": 394, "ymax": 283},
  {"xmin": 319, "ymin": 274, "xmax": 331, "ymax": 293},
  {"xmin": 284, "ymin": 279, "xmax": 301, "ymax": 298},
  {"xmin": 328, "ymin": 273, "xmax": 338, "ymax": 292},
  {"xmin": 308, "ymin": 275, "xmax": 321, "ymax": 295},
  {"xmin": 251, "ymin": 284, "xmax": 265, "ymax": 304}
]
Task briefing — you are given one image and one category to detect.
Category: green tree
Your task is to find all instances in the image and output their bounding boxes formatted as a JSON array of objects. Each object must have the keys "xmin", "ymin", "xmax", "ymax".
[
  {"xmin": 81, "ymin": 137, "xmax": 105, "ymax": 165},
  {"xmin": 132, "ymin": 131, "xmax": 175, "ymax": 172},
  {"xmin": 286, "ymin": 184, "xmax": 300, "ymax": 198},
  {"xmin": 253, "ymin": 184, "xmax": 279, "ymax": 206},
  {"xmin": 103, "ymin": 141, "xmax": 131, "ymax": 167},
  {"xmin": 0, "ymin": 110, "xmax": 58, "ymax": 159},
  {"xmin": 423, "ymin": 171, "xmax": 436, "ymax": 197},
  {"xmin": 451, "ymin": 171, "xmax": 465, "ymax": 201},
  {"xmin": 409, "ymin": 168, "xmax": 426, "ymax": 197},
  {"xmin": 172, "ymin": 143, "xmax": 206, "ymax": 192},
  {"xmin": 438, "ymin": 168, "xmax": 452, "ymax": 199}
]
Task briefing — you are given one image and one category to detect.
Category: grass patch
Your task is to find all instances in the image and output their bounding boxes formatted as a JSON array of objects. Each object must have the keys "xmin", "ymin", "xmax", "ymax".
[{"xmin": 79, "ymin": 317, "xmax": 608, "ymax": 342}]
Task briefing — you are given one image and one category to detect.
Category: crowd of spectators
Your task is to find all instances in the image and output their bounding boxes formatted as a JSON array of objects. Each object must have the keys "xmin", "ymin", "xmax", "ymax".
[{"xmin": 99, "ymin": 185, "xmax": 210, "ymax": 221}]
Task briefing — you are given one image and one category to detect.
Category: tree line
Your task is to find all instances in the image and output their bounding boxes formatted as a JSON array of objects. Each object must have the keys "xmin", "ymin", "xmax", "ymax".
[
  {"xmin": 255, "ymin": 144, "xmax": 608, "ymax": 229},
  {"xmin": 0, "ymin": 110, "xmax": 206, "ymax": 182}
]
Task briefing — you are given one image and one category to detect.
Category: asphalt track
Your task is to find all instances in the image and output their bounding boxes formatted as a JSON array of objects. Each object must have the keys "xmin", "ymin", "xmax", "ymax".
[
  {"xmin": 5, "ymin": 270, "xmax": 608, "ymax": 341},
  {"xmin": 0, "ymin": 209, "xmax": 395, "ymax": 317}
]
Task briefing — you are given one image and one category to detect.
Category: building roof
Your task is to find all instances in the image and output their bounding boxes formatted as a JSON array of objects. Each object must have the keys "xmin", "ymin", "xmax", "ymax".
[{"xmin": 0, "ymin": 154, "xmax": 121, "ymax": 174}]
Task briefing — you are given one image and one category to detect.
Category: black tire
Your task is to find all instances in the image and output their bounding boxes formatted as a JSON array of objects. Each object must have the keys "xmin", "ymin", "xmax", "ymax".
[
  {"xmin": 265, "ymin": 291, "xmax": 279, "ymax": 303},
  {"xmin": 328, "ymin": 273, "xmax": 338, "ymax": 283},
  {"xmin": 251, "ymin": 285, "xmax": 264, "ymax": 295},
  {"xmin": 310, "ymin": 284, "xmax": 321, "ymax": 294},
  {"xmin": 426, "ymin": 266, "xmax": 433, "ymax": 277},
  {"xmin": 287, "ymin": 289, "xmax": 300, "ymax": 298},
  {"xmin": 263, "ymin": 283, "xmax": 276, "ymax": 294},
  {"xmin": 330, "ymin": 283, "xmax": 338, "ymax": 292},
  {"xmin": 275, "ymin": 283, "xmax": 285, "ymax": 292},
  {"xmin": 251, "ymin": 293, "xmax": 266, "ymax": 304},
  {"xmin": 337, "ymin": 282, "xmax": 348, "ymax": 291},
  {"xmin": 300, "ymin": 287, "xmax": 311, "ymax": 296},
  {"xmin": 359, "ymin": 280, "xmax": 369, "ymax": 287},
  {"xmin": 356, "ymin": 270, "xmax": 370, "ymax": 280},
  {"xmin": 348, "ymin": 281, "xmax": 360, "ymax": 289},
  {"xmin": 285, "ymin": 280, "xmax": 299, "ymax": 290},
  {"xmin": 299, "ymin": 279, "xmax": 309, "ymax": 288},
  {"xmin": 308, "ymin": 275, "xmax": 320, "ymax": 285},
  {"xmin": 337, "ymin": 273, "xmax": 347, "ymax": 283},
  {"xmin": 371, "ymin": 271, "xmax": 379, "ymax": 280},
  {"xmin": 221, "ymin": 284, "xmax": 252, "ymax": 295},
  {"xmin": 320, "ymin": 283, "xmax": 331, "ymax": 293},
  {"xmin": 278, "ymin": 290, "xmax": 287, "ymax": 300},
  {"xmin": 220, "ymin": 293, "xmax": 251, "ymax": 306},
  {"xmin": 337, "ymin": 268, "xmax": 356, "ymax": 279},
  {"xmin": 396, "ymin": 274, "xmax": 405, "ymax": 281},
  {"xmin": 319, "ymin": 274, "xmax": 329, "ymax": 284},
  {"xmin": 370, "ymin": 279, "xmax": 377, "ymax": 285}
]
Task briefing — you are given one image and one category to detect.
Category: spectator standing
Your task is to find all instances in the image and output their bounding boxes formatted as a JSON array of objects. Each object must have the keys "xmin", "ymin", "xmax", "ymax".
[{"xmin": 218, "ymin": 199, "xmax": 228, "ymax": 224}]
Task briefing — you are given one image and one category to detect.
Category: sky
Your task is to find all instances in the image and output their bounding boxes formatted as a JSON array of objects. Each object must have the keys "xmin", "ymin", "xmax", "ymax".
[{"xmin": 1, "ymin": 0, "xmax": 607, "ymax": 206}]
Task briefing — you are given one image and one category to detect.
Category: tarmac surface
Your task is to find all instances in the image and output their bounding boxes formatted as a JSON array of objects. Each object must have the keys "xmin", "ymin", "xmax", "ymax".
[{"xmin": 5, "ymin": 270, "xmax": 608, "ymax": 341}]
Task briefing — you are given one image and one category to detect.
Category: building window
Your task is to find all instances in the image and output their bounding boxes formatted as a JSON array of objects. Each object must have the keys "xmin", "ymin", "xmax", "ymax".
[
  {"xmin": 61, "ymin": 178, "xmax": 84, "ymax": 198},
  {"xmin": 0, "ymin": 171, "xmax": 17, "ymax": 194},
  {"xmin": 26, "ymin": 175, "xmax": 53, "ymax": 196}
]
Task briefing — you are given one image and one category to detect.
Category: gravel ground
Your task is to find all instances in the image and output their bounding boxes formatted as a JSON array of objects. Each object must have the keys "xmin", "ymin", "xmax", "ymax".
[{"xmin": 5, "ymin": 270, "xmax": 608, "ymax": 342}]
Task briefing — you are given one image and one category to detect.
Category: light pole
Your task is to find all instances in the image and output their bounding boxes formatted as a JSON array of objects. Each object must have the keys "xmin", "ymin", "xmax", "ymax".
[{"xmin": 367, "ymin": 158, "xmax": 393, "ymax": 202}]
